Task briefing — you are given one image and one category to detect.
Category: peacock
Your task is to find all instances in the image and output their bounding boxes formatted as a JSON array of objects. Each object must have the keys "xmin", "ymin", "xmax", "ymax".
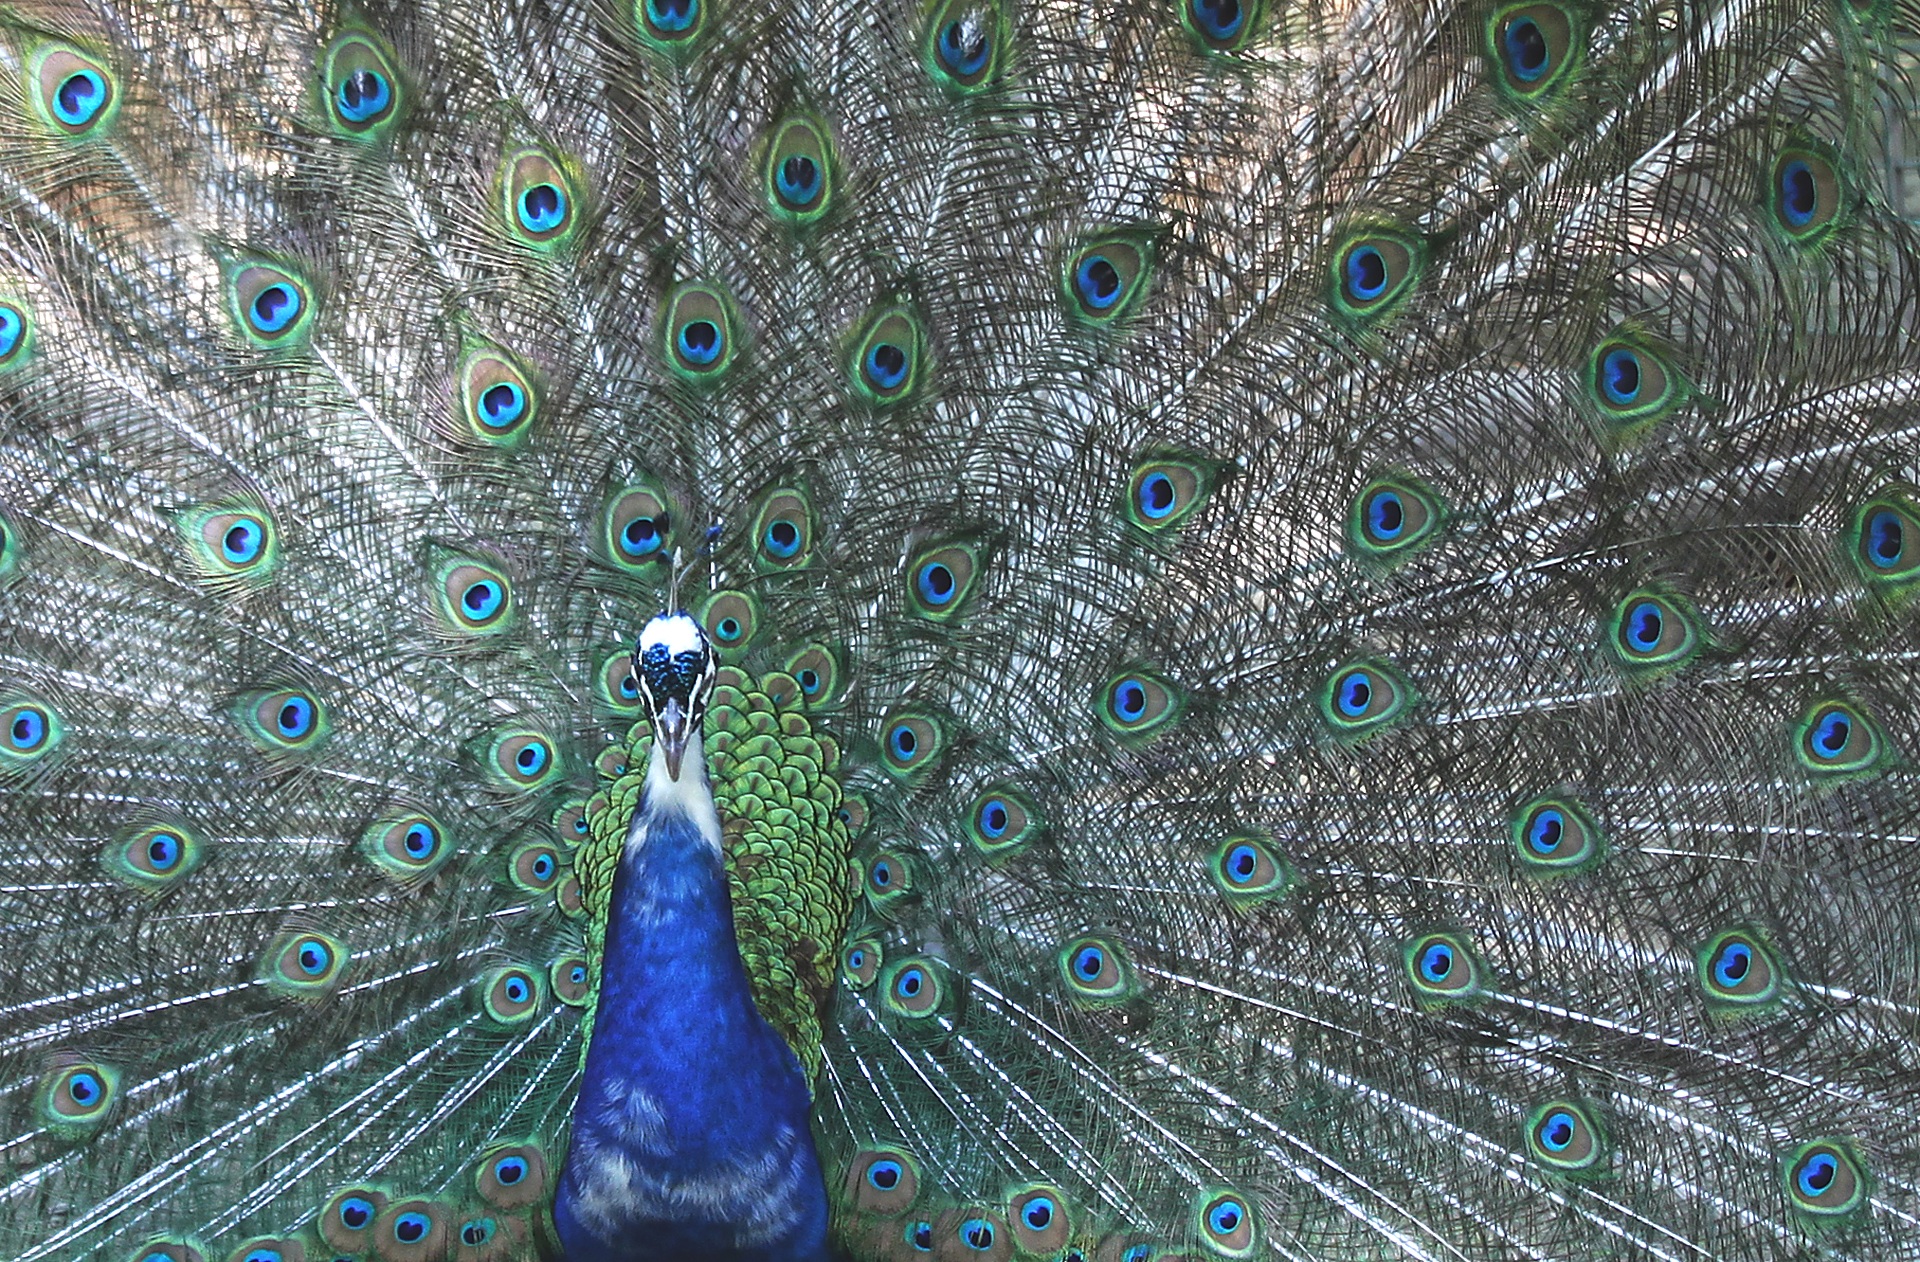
[{"xmin": 2, "ymin": 0, "xmax": 1918, "ymax": 1258}]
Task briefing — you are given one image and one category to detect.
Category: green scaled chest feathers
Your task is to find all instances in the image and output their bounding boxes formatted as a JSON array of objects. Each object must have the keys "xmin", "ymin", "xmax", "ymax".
[{"xmin": 3, "ymin": 1, "xmax": 1920, "ymax": 1261}]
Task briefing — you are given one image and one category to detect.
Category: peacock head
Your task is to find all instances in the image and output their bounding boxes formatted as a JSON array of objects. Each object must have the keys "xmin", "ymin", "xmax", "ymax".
[{"xmin": 632, "ymin": 611, "xmax": 716, "ymax": 781}]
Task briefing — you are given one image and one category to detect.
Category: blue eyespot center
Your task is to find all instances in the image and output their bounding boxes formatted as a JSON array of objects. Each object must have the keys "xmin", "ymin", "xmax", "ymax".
[
  {"xmin": 495, "ymin": 1156, "xmax": 528, "ymax": 1184},
  {"xmin": 1072, "ymin": 946, "xmax": 1104, "ymax": 982},
  {"xmin": 1502, "ymin": 17, "xmax": 1548, "ymax": 81},
  {"xmin": 570, "ymin": 964, "xmax": 587, "ymax": 983},
  {"xmin": 297, "ymin": 940, "xmax": 332, "ymax": 975},
  {"xmin": 1780, "ymin": 159, "xmax": 1816, "ymax": 227},
  {"xmin": 394, "ymin": 1212, "xmax": 430, "ymax": 1244},
  {"xmin": 1191, "ymin": 0, "xmax": 1246, "ymax": 40},
  {"xmin": 518, "ymin": 183, "xmax": 567, "ymax": 234},
  {"xmin": 1023, "ymin": 1198, "xmax": 1054, "ymax": 1229},
  {"xmin": 870, "ymin": 860, "xmax": 893, "ymax": 889},
  {"xmin": 979, "ymin": 799, "xmax": 1009, "ymax": 837},
  {"xmin": 910, "ymin": 1222, "xmax": 934, "ymax": 1250},
  {"xmin": 889, "ymin": 724, "xmax": 918, "ymax": 760},
  {"xmin": 1138, "ymin": 472, "xmax": 1176, "ymax": 518},
  {"xmin": 1112, "ymin": 680, "xmax": 1147, "ymax": 722},
  {"xmin": 867, "ymin": 1159, "xmax": 902, "ymax": 1190},
  {"xmin": 1420, "ymin": 943, "xmax": 1454, "ymax": 982},
  {"xmin": 1208, "ymin": 1199, "xmax": 1245, "ymax": 1236},
  {"xmin": 866, "ymin": 342, "xmax": 909, "ymax": 390},
  {"xmin": 895, "ymin": 967, "xmax": 925, "ymax": 999},
  {"xmin": 68, "ymin": 1071, "xmax": 101, "ymax": 1105},
  {"xmin": 917, "ymin": 562, "xmax": 955, "ymax": 603},
  {"xmin": 479, "ymin": 382, "xmax": 526, "ymax": 428},
  {"xmin": 1813, "ymin": 710, "xmax": 1852, "ymax": 758},
  {"xmin": 938, "ymin": 21, "xmax": 990, "ymax": 76},
  {"xmin": 764, "ymin": 519, "xmax": 802, "ymax": 557},
  {"xmin": 1526, "ymin": 810, "xmax": 1564, "ymax": 854},
  {"xmin": 505, "ymin": 977, "xmax": 530, "ymax": 1003},
  {"xmin": 1345, "ymin": 245, "xmax": 1388, "ymax": 301},
  {"xmin": 1601, "ymin": 348, "xmax": 1642, "ymax": 405},
  {"xmin": 1625, "ymin": 601, "xmax": 1663, "ymax": 651},
  {"xmin": 1366, "ymin": 490, "xmax": 1404, "ymax": 539},
  {"xmin": 1712, "ymin": 941, "xmax": 1751, "ymax": 987},
  {"xmin": 0, "ymin": 304, "xmax": 22, "ymax": 357},
  {"xmin": 677, "ymin": 319, "xmax": 722, "ymax": 365},
  {"xmin": 54, "ymin": 70, "xmax": 106, "ymax": 125},
  {"xmin": 1540, "ymin": 1110, "xmax": 1576, "ymax": 1151},
  {"xmin": 337, "ymin": 68, "xmax": 392, "ymax": 122},
  {"xmin": 647, "ymin": 0, "xmax": 698, "ymax": 33},
  {"xmin": 777, "ymin": 155, "xmax": 821, "ymax": 205},
  {"xmin": 10, "ymin": 708, "xmax": 47, "ymax": 749},
  {"xmin": 797, "ymin": 668, "xmax": 821, "ymax": 693},
  {"xmin": 1225, "ymin": 843, "xmax": 1260, "ymax": 882},
  {"xmin": 222, "ymin": 518, "xmax": 264, "ymax": 564},
  {"xmin": 341, "ymin": 1197, "xmax": 375, "ymax": 1229},
  {"xmin": 1337, "ymin": 671, "xmax": 1373, "ymax": 717},
  {"xmin": 961, "ymin": 1218, "xmax": 995, "ymax": 1250},
  {"xmin": 148, "ymin": 832, "xmax": 182, "ymax": 869},
  {"xmin": 516, "ymin": 743, "xmax": 548, "ymax": 773},
  {"xmin": 1867, "ymin": 509, "xmax": 1904, "ymax": 567},
  {"xmin": 277, "ymin": 697, "xmax": 313, "ymax": 739},
  {"xmin": 1076, "ymin": 254, "xmax": 1123, "ymax": 308},
  {"xmin": 462, "ymin": 580, "xmax": 503, "ymax": 619},
  {"xmin": 404, "ymin": 822, "xmax": 436, "ymax": 859},
  {"xmin": 1798, "ymin": 1151, "xmax": 1838, "ymax": 1196},
  {"xmin": 251, "ymin": 283, "xmax": 301, "ymax": 334},
  {"xmin": 621, "ymin": 515, "xmax": 663, "ymax": 557}
]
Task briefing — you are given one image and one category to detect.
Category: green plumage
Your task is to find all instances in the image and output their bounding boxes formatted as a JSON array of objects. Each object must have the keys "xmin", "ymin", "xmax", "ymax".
[{"xmin": 1, "ymin": 1, "xmax": 1918, "ymax": 1260}]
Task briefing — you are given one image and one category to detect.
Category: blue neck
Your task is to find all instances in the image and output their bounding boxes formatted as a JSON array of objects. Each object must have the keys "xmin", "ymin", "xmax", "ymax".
[{"xmin": 554, "ymin": 759, "xmax": 830, "ymax": 1262}]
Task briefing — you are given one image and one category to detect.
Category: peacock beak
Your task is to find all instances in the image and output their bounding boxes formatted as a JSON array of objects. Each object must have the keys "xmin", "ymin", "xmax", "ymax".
[{"xmin": 655, "ymin": 696, "xmax": 693, "ymax": 780}]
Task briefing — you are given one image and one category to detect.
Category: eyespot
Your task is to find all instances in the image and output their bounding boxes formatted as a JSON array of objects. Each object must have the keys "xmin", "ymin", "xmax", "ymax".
[
  {"xmin": 40, "ymin": 1062, "xmax": 117, "ymax": 1135},
  {"xmin": 549, "ymin": 952, "xmax": 592, "ymax": 1006},
  {"xmin": 843, "ymin": 939, "xmax": 882, "ymax": 988},
  {"xmin": 925, "ymin": 0, "xmax": 1004, "ymax": 89},
  {"xmin": 1509, "ymin": 796, "xmax": 1604, "ymax": 875},
  {"xmin": 456, "ymin": 348, "xmax": 537, "ymax": 446},
  {"xmin": 753, "ymin": 489, "xmax": 814, "ymax": 569},
  {"xmin": 636, "ymin": 0, "xmax": 706, "ymax": 50},
  {"xmin": 1194, "ymin": 1189, "xmax": 1258, "ymax": 1257},
  {"xmin": 230, "ymin": 264, "xmax": 312, "ymax": 346},
  {"xmin": 475, "ymin": 1143, "xmax": 549, "ymax": 1208},
  {"xmin": 1058, "ymin": 936, "xmax": 1134, "ymax": 1006},
  {"xmin": 838, "ymin": 792, "xmax": 869, "ymax": 837},
  {"xmin": 1849, "ymin": 492, "xmax": 1920, "ymax": 589},
  {"xmin": 319, "ymin": 1188, "xmax": 389, "ymax": 1252},
  {"xmin": 1005, "ymin": 1186, "xmax": 1070, "ymax": 1252},
  {"xmin": 954, "ymin": 1216, "xmax": 1004, "ymax": 1254},
  {"xmin": 377, "ymin": 1200, "xmax": 448, "ymax": 1258},
  {"xmin": 1487, "ymin": 4, "xmax": 1580, "ymax": 99},
  {"xmin": 508, "ymin": 841, "xmax": 562, "ymax": 894},
  {"xmin": 865, "ymin": 850, "xmax": 913, "ymax": 902},
  {"xmin": 881, "ymin": 957, "xmax": 945, "ymax": 1018},
  {"xmin": 1404, "ymin": 932, "xmax": 1482, "ymax": 1004},
  {"xmin": 434, "ymin": 560, "xmax": 513, "ymax": 636},
  {"xmin": 785, "ymin": 644, "xmax": 841, "ymax": 709},
  {"xmin": 0, "ymin": 300, "xmax": 27, "ymax": 369},
  {"xmin": 1330, "ymin": 231, "xmax": 1420, "ymax": 324},
  {"xmin": 850, "ymin": 307, "xmax": 924, "ymax": 405},
  {"xmin": 104, "ymin": 822, "xmax": 205, "ymax": 893},
  {"xmin": 361, "ymin": 812, "xmax": 451, "ymax": 883},
  {"xmin": 966, "ymin": 787, "xmax": 1042, "ymax": 859},
  {"xmin": 556, "ymin": 872, "xmax": 585, "ymax": 918},
  {"xmin": 908, "ymin": 541, "xmax": 981, "ymax": 619},
  {"xmin": 1319, "ymin": 660, "xmax": 1413, "ymax": 737},
  {"xmin": 1065, "ymin": 236, "xmax": 1152, "ymax": 325},
  {"xmin": 845, "ymin": 1147, "xmax": 919, "ymax": 1213},
  {"xmin": 236, "ymin": 688, "xmax": 329, "ymax": 759},
  {"xmin": 598, "ymin": 651, "xmax": 645, "ymax": 715},
  {"xmin": 662, "ymin": 282, "xmax": 737, "ymax": 379},
  {"xmin": 480, "ymin": 965, "xmax": 545, "ymax": 1025},
  {"xmin": 1782, "ymin": 1139, "xmax": 1868, "ymax": 1219},
  {"xmin": 323, "ymin": 31, "xmax": 402, "ymax": 136},
  {"xmin": 700, "ymin": 589, "xmax": 760, "ymax": 656},
  {"xmin": 1099, "ymin": 669, "xmax": 1181, "ymax": 741},
  {"xmin": 1126, "ymin": 457, "xmax": 1210, "ymax": 532},
  {"xmin": 906, "ymin": 1222, "xmax": 935, "ymax": 1251},
  {"xmin": 1523, "ymin": 1100, "xmax": 1606, "ymax": 1175},
  {"xmin": 32, "ymin": 46, "xmax": 117, "ymax": 135},
  {"xmin": 881, "ymin": 711, "xmax": 945, "ymax": 779},
  {"xmin": 1588, "ymin": 338, "xmax": 1681, "ymax": 428},
  {"xmin": 764, "ymin": 115, "xmax": 835, "ymax": 221},
  {"xmin": 1346, "ymin": 476, "xmax": 1441, "ymax": 561},
  {"xmin": 1697, "ymin": 929, "xmax": 1784, "ymax": 1008},
  {"xmin": 1795, "ymin": 700, "xmax": 1885, "ymax": 776},
  {"xmin": 1607, "ymin": 590, "xmax": 1700, "ymax": 672},
  {"xmin": 1772, "ymin": 147, "xmax": 1842, "ymax": 244},
  {"xmin": 0, "ymin": 697, "xmax": 62, "ymax": 771},
  {"xmin": 1182, "ymin": 0, "xmax": 1259, "ymax": 52},
  {"xmin": 603, "ymin": 485, "xmax": 672, "ymax": 571},
  {"xmin": 487, "ymin": 729, "xmax": 561, "ymax": 790},
  {"xmin": 1209, "ymin": 833, "xmax": 1292, "ymax": 904},
  {"xmin": 501, "ymin": 148, "xmax": 578, "ymax": 247},
  {"xmin": 263, "ymin": 930, "xmax": 348, "ymax": 998}
]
